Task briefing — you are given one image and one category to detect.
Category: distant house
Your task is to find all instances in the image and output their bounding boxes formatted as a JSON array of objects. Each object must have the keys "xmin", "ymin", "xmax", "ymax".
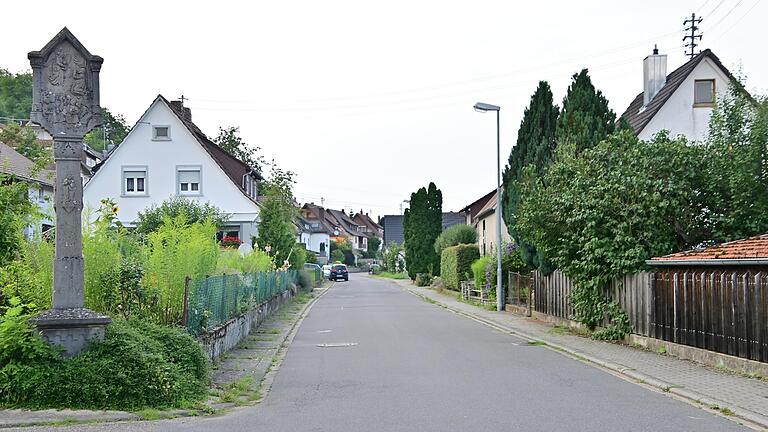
[
  {"xmin": 620, "ymin": 48, "xmax": 735, "ymax": 142},
  {"xmin": 84, "ymin": 95, "xmax": 262, "ymax": 241},
  {"xmin": 381, "ymin": 212, "xmax": 467, "ymax": 246},
  {"xmin": 326, "ymin": 209, "xmax": 369, "ymax": 251},
  {"xmin": 0, "ymin": 142, "xmax": 55, "ymax": 237},
  {"xmin": 353, "ymin": 210, "xmax": 384, "ymax": 247},
  {"xmin": 464, "ymin": 190, "xmax": 511, "ymax": 256},
  {"xmin": 299, "ymin": 203, "xmax": 335, "ymax": 263}
]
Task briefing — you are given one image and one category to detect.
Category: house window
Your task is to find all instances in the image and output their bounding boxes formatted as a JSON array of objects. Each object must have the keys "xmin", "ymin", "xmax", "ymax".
[
  {"xmin": 122, "ymin": 167, "xmax": 147, "ymax": 196},
  {"xmin": 694, "ymin": 79, "xmax": 715, "ymax": 106},
  {"xmin": 177, "ymin": 167, "xmax": 201, "ymax": 196},
  {"xmin": 216, "ymin": 227, "xmax": 240, "ymax": 241},
  {"xmin": 152, "ymin": 125, "xmax": 171, "ymax": 140}
]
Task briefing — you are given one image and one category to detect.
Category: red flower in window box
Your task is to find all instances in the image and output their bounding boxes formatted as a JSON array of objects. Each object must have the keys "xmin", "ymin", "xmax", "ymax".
[{"xmin": 220, "ymin": 236, "xmax": 243, "ymax": 248}]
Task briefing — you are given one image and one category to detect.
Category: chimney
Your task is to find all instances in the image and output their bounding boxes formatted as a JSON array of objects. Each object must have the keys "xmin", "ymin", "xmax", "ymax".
[
  {"xmin": 643, "ymin": 45, "xmax": 667, "ymax": 106},
  {"xmin": 170, "ymin": 100, "xmax": 183, "ymax": 111},
  {"xmin": 183, "ymin": 107, "xmax": 192, "ymax": 122}
]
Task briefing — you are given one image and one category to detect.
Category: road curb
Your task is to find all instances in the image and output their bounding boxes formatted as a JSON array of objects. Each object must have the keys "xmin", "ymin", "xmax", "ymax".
[{"xmin": 395, "ymin": 282, "xmax": 768, "ymax": 431}]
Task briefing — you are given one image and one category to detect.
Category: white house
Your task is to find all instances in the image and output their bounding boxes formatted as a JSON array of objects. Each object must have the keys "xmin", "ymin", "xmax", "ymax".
[
  {"xmin": 84, "ymin": 95, "xmax": 262, "ymax": 241},
  {"xmin": 620, "ymin": 48, "xmax": 734, "ymax": 142},
  {"xmin": 299, "ymin": 203, "xmax": 334, "ymax": 263}
]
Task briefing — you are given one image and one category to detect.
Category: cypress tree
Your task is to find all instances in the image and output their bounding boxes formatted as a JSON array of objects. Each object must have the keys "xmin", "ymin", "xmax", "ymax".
[
  {"xmin": 403, "ymin": 183, "xmax": 443, "ymax": 279},
  {"xmin": 501, "ymin": 81, "xmax": 559, "ymax": 272},
  {"xmin": 556, "ymin": 69, "xmax": 616, "ymax": 152}
]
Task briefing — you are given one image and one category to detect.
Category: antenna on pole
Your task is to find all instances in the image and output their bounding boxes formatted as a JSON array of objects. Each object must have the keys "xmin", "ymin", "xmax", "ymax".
[
  {"xmin": 683, "ymin": 13, "xmax": 703, "ymax": 60},
  {"xmin": 179, "ymin": 94, "xmax": 187, "ymax": 104}
]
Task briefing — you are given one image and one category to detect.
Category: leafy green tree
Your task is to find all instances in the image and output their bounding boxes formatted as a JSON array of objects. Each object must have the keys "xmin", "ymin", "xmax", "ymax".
[
  {"xmin": 0, "ymin": 173, "xmax": 32, "ymax": 267},
  {"xmin": 0, "ymin": 123, "xmax": 47, "ymax": 163},
  {"xmin": 434, "ymin": 223, "xmax": 476, "ymax": 256},
  {"xmin": 84, "ymin": 108, "xmax": 130, "ymax": 152},
  {"xmin": 500, "ymin": 81, "xmax": 559, "ymax": 272},
  {"xmin": 214, "ymin": 126, "xmax": 264, "ymax": 175},
  {"xmin": 702, "ymin": 81, "xmax": 768, "ymax": 242},
  {"xmin": 330, "ymin": 249, "xmax": 345, "ymax": 263},
  {"xmin": 256, "ymin": 165, "xmax": 299, "ymax": 269},
  {"xmin": 403, "ymin": 182, "xmax": 442, "ymax": 279},
  {"xmin": 517, "ymin": 130, "xmax": 706, "ymax": 331},
  {"xmin": 367, "ymin": 236, "xmax": 381, "ymax": 257},
  {"xmin": 134, "ymin": 197, "xmax": 226, "ymax": 236},
  {"xmin": 556, "ymin": 69, "xmax": 616, "ymax": 152},
  {"xmin": 0, "ymin": 69, "xmax": 32, "ymax": 121}
]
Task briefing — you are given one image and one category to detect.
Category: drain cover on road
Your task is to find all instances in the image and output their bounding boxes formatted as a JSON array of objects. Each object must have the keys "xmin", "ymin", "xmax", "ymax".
[{"xmin": 317, "ymin": 343, "xmax": 358, "ymax": 348}]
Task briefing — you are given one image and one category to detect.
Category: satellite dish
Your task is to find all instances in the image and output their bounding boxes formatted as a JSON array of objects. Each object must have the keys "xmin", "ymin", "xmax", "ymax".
[{"xmin": 238, "ymin": 243, "xmax": 253, "ymax": 257}]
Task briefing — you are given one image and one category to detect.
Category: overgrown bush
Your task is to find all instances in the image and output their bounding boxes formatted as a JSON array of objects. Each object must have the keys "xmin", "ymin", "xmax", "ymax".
[
  {"xmin": 297, "ymin": 270, "xmax": 314, "ymax": 291},
  {"xmin": 415, "ymin": 273, "xmax": 432, "ymax": 287},
  {"xmin": 330, "ymin": 249, "xmax": 344, "ymax": 263},
  {"xmin": 440, "ymin": 244, "xmax": 480, "ymax": 290},
  {"xmin": 0, "ymin": 318, "xmax": 209, "ymax": 410},
  {"xmin": 134, "ymin": 197, "xmax": 226, "ymax": 236},
  {"xmin": 434, "ymin": 224, "xmax": 477, "ymax": 256}
]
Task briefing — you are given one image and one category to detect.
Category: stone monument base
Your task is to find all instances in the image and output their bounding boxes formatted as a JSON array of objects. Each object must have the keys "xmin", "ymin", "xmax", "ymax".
[{"xmin": 30, "ymin": 308, "xmax": 112, "ymax": 357}]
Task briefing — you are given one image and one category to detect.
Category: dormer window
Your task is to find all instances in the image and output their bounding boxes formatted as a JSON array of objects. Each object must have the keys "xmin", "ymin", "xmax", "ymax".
[
  {"xmin": 694, "ymin": 79, "xmax": 715, "ymax": 106},
  {"xmin": 153, "ymin": 125, "xmax": 171, "ymax": 140}
]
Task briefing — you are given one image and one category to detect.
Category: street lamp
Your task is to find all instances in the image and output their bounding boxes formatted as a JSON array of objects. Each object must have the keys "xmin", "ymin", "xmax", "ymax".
[{"xmin": 473, "ymin": 102, "xmax": 504, "ymax": 312}]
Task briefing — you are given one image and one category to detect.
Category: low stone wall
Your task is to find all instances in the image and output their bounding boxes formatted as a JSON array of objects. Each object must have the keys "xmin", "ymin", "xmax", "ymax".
[{"xmin": 197, "ymin": 285, "xmax": 298, "ymax": 361}]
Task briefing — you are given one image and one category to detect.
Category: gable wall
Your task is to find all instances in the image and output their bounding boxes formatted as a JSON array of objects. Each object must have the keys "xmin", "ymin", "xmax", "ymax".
[
  {"xmin": 639, "ymin": 58, "xmax": 731, "ymax": 142},
  {"xmin": 84, "ymin": 100, "xmax": 259, "ymax": 225}
]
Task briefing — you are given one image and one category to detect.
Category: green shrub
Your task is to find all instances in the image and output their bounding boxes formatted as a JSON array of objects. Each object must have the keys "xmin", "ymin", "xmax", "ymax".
[
  {"xmin": 434, "ymin": 224, "xmax": 477, "ymax": 256},
  {"xmin": 0, "ymin": 319, "xmax": 209, "ymax": 410},
  {"xmin": 0, "ymin": 261, "xmax": 50, "ymax": 313},
  {"xmin": 330, "ymin": 250, "xmax": 344, "ymax": 263},
  {"xmin": 216, "ymin": 249, "xmax": 274, "ymax": 274},
  {"xmin": 83, "ymin": 217, "xmax": 123, "ymax": 314},
  {"xmin": 297, "ymin": 270, "xmax": 314, "ymax": 291},
  {"xmin": 415, "ymin": 273, "xmax": 432, "ymax": 287},
  {"xmin": 440, "ymin": 244, "xmax": 480, "ymax": 290},
  {"xmin": 134, "ymin": 197, "xmax": 226, "ymax": 236},
  {"xmin": 471, "ymin": 256, "xmax": 493, "ymax": 290}
]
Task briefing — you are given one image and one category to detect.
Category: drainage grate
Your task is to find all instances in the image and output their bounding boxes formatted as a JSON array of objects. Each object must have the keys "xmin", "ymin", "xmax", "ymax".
[{"xmin": 317, "ymin": 343, "xmax": 358, "ymax": 348}]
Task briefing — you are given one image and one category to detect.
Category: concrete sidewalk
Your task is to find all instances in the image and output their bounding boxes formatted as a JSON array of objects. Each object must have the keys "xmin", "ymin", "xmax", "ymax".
[{"xmin": 385, "ymin": 277, "xmax": 768, "ymax": 430}]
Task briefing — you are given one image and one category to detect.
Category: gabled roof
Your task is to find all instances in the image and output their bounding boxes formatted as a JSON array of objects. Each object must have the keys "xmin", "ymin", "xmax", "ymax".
[
  {"xmin": 301, "ymin": 204, "xmax": 335, "ymax": 234},
  {"xmin": 460, "ymin": 189, "xmax": 496, "ymax": 220},
  {"xmin": 163, "ymin": 95, "xmax": 263, "ymax": 184},
  {"xmin": 0, "ymin": 142, "xmax": 54, "ymax": 186},
  {"xmin": 353, "ymin": 211, "xmax": 383, "ymax": 233},
  {"xmin": 620, "ymin": 49, "xmax": 735, "ymax": 136},
  {"xmin": 648, "ymin": 234, "xmax": 768, "ymax": 265},
  {"xmin": 91, "ymin": 95, "xmax": 262, "ymax": 203},
  {"xmin": 327, "ymin": 209, "xmax": 367, "ymax": 237},
  {"xmin": 473, "ymin": 190, "xmax": 499, "ymax": 224}
]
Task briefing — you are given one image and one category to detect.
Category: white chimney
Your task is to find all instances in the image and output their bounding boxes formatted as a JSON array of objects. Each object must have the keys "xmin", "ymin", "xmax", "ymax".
[{"xmin": 643, "ymin": 45, "xmax": 667, "ymax": 106}]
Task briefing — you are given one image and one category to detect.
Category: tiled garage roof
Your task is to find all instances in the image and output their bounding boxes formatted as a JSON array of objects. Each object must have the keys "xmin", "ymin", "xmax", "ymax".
[{"xmin": 650, "ymin": 234, "xmax": 768, "ymax": 262}]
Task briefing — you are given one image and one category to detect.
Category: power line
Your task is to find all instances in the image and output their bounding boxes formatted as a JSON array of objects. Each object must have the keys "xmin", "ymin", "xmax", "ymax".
[
  {"xmin": 712, "ymin": 0, "xmax": 762, "ymax": 41},
  {"xmin": 189, "ymin": 31, "xmax": 680, "ymax": 108},
  {"xmin": 705, "ymin": 0, "xmax": 727, "ymax": 16},
  {"xmin": 708, "ymin": 0, "xmax": 745, "ymax": 31}
]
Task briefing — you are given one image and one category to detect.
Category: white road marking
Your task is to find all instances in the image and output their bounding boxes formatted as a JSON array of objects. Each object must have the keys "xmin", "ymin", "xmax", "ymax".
[{"xmin": 317, "ymin": 343, "xmax": 358, "ymax": 347}]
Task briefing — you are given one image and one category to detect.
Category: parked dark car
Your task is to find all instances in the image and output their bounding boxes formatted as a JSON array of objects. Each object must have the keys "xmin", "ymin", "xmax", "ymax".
[{"xmin": 329, "ymin": 264, "xmax": 349, "ymax": 281}]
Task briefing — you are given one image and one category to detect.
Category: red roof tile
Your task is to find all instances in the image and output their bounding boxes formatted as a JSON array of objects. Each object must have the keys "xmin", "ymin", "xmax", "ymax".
[{"xmin": 651, "ymin": 234, "xmax": 768, "ymax": 261}]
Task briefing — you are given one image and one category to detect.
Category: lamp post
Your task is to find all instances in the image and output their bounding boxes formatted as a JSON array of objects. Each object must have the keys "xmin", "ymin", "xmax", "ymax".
[{"xmin": 473, "ymin": 102, "xmax": 504, "ymax": 312}]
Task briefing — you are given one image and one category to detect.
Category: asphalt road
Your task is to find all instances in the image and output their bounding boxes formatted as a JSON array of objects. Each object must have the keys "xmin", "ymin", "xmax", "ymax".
[{"xmin": 20, "ymin": 275, "xmax": 748, "ymax": 432}]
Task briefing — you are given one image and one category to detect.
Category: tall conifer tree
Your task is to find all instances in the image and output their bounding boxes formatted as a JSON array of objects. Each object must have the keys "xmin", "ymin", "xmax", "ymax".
[
  {"xmin": 556, "ymin": 69, "xmax": 616, "ymax": 152},
  {"xmin": 501, "ymin": 81, "xmax": 559, "ymax": 272}
]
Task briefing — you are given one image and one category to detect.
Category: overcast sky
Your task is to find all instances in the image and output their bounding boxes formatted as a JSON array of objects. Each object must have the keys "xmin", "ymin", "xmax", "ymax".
[{"xmin": 1, "ymin": 0, "xmax": 765, "ymax": 218}]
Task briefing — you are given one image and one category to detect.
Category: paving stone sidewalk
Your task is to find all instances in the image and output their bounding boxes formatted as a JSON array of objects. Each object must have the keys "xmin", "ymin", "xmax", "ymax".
[{"xmin": 389, "ymin": 278, "xmax": 768, "ymax": 430}]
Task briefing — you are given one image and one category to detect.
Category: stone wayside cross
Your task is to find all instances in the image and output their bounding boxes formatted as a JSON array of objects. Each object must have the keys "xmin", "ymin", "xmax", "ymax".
[{"xmin": 28, "ymin": 28, "xmax": 111, "ymax": 356}]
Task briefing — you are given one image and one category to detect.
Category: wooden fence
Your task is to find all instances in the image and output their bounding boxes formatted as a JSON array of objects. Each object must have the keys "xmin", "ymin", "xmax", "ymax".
[
  {"xmin": 532, "ymin": 270, "xmax": 653, "ymax": 336},
  {"xmin": 532, "ymin": 268, "xmax": 768, "ymax": 362},
  {"xmin": 652, "ymin": 269, "xmax": 768, "ymax": 363}
]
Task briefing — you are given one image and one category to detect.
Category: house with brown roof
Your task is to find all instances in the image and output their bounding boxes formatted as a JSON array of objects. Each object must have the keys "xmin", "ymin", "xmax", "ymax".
[
  {"xmin": 620, "ymin": 48, "xmax": 735, "ymax": 142},
  {"xmin": 353, "ymin": 211, "xmax": 383, "ymax": 242},
  {"xmin": 84, "ymin": 96, "xmax": 262, "ymax": 241},
  {"xmin": 647, "ymin": 234, "xmax": 768, "ymax": 267},
  {"xmin": 461, "ymin": 189, "xmax": 511, "ymax": 256},
  {"xmin": 0, "ymin": 141, "xmax": 55, "ymax": 236}
]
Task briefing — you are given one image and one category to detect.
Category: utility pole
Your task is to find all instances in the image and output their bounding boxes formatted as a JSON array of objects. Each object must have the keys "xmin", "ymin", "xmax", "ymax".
[{"xmin": 683, "ymin": 13, "xmax": 703, "ymax": 60}]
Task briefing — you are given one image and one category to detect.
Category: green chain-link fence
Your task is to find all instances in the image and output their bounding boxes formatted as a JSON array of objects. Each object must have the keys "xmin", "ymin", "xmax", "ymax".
[{"xmin": 185, "ymin": 270, "xmax": 300, "ymax": 335}]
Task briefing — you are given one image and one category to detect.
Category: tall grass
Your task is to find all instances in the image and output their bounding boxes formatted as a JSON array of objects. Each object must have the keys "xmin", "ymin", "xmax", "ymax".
[
  {"xmin": 216, "ymin": 249, "xmax": 274, "ymax": 274},
  {"xmin": 143, "ymin": 215, "xmax": 218, "ymax": 324}
]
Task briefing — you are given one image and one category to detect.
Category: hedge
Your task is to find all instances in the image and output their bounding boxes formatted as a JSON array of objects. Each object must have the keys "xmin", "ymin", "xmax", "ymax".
[{"xmin": 440, "ymin": 244, "xmax": 480, "ymax": 290}]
